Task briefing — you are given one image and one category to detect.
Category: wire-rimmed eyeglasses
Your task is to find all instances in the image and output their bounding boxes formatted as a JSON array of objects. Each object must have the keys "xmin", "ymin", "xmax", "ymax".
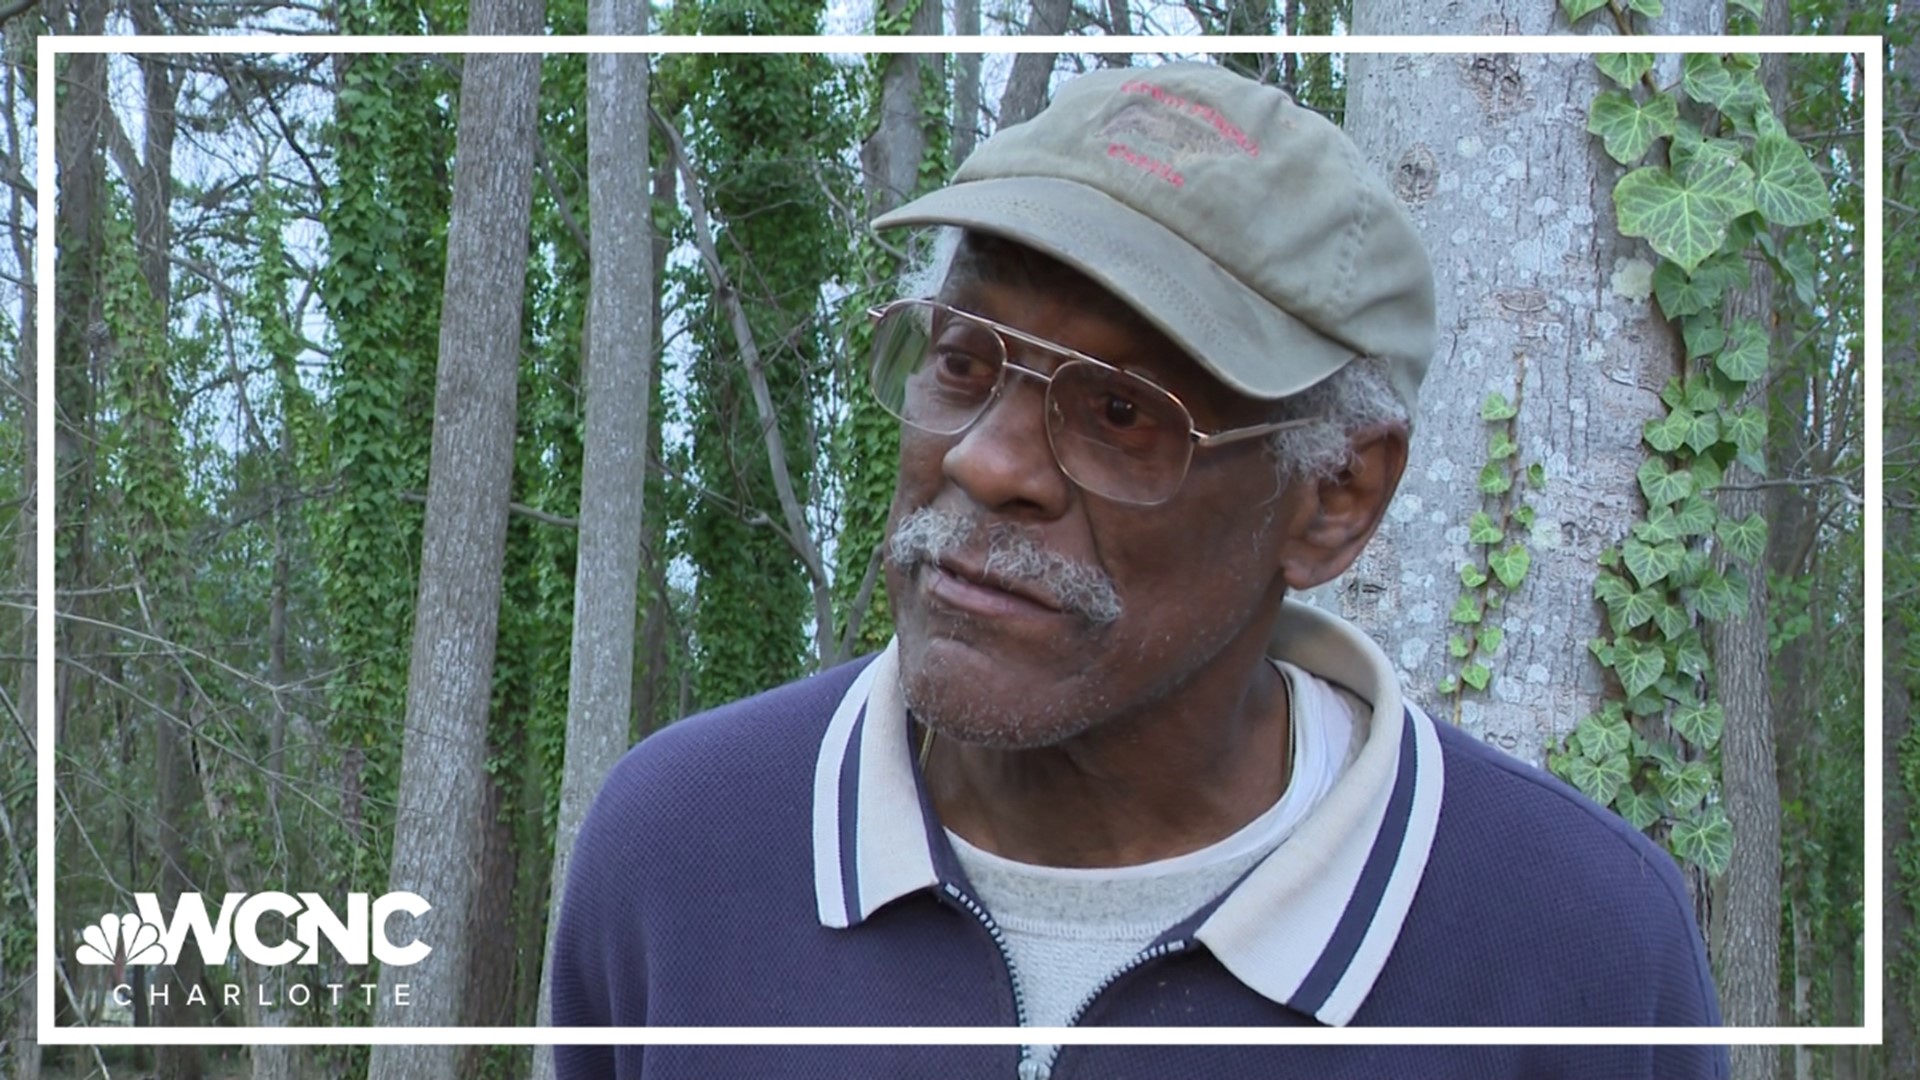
[{"xmin": 866, "ymin": 299, "xmax": 1320, "ymax": 506}]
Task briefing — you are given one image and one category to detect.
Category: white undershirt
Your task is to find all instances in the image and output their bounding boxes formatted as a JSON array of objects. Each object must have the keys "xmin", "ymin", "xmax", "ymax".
[{"xmin": 947, "ymin": 660, "xmax": 1357, "ymax": 1067}]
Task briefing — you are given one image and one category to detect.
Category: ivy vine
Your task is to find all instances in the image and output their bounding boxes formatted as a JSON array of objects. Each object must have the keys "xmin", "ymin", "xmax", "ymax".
[
  {"xmin": 1544, "ymin": 15, "xmax": 1832, "ymax": 877},
  {"xmin": 1439, "ymin": 388, "xmax": 1542, "ymax": 708}
]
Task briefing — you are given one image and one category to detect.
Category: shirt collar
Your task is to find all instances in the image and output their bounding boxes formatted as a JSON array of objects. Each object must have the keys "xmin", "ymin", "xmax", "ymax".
[{"xmin": 810, "ymin": 601, "xmax": 1446, "ymax": 1026}]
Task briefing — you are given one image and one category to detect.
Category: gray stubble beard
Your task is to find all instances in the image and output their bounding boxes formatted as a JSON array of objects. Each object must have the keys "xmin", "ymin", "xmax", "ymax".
[{"xmin": 885, "ymin": 507, "xmax": 1125, "ymax": 749}]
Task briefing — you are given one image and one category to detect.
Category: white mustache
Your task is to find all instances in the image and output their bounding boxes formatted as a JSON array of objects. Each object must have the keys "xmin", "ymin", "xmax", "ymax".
[{"xmin": 888, "ymin": 508, "xmax": 1123, "ymax": 625}]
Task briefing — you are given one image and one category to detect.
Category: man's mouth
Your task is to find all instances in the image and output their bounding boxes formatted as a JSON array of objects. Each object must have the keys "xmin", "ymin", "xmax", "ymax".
[{"xmin": 925, "ymin": 558, "xmax": 1064, "ymax": 618}]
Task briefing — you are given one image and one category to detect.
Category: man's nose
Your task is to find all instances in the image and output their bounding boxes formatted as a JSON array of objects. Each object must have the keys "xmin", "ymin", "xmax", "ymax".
[{"xmin": 941, "ymin": 373, "xmax": 1073, "ymax": 517}]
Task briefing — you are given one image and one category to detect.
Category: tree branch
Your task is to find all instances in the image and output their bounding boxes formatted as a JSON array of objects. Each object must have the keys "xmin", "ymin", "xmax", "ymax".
[{"xmin": 652, "ymin": 103, "xmax": 837, "ymax": 663}]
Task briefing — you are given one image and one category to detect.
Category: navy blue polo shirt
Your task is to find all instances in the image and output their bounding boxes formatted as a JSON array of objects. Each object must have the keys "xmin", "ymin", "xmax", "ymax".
[{"xmin": 550, "ymin": 602, "xmax": 1727, "ymax": 1079}]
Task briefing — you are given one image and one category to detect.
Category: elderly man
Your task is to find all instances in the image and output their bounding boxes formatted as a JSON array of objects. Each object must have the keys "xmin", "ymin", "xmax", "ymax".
[{"xmin": 551, "ymin": 62, "xmax": 1726, "ymax": 1079}]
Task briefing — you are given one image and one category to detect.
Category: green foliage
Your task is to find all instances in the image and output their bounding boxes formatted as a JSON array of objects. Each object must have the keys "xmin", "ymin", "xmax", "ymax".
[
  {"xmin": 663, "ymin": 3, "xmax": 859, "ymax": 704},
  {"xmin": 1438, "ymin": 389, "xmax": 1540, "ymax": 704},
  {"xmin": 1548, "ymin": 38, "xmax": 1856, "ymax": 886}
]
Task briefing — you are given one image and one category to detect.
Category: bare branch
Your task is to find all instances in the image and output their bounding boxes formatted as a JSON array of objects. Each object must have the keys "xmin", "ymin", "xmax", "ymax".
[{"xmin": 653, "ymin": 103, "xmax": 837, "ymax": 662}]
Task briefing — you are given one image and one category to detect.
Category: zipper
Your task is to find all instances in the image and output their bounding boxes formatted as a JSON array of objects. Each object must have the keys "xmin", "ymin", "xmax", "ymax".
[
  {"xmin": 1045, "ymin": 939, "xmax": 1194, "ymax": 1080},
  {"xmin": 944, "ymin": 877, "xmax": 1195, "ymax": 1080},
  {"xmin": 940, "ymin": 882, "xmax": 1037, "ymax": 1077}
]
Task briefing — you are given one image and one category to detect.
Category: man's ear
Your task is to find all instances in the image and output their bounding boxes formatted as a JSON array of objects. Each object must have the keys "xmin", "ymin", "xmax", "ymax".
[{"xmin": 1278, "ymin": 422, "xmax": 1410, "ymax": 591}]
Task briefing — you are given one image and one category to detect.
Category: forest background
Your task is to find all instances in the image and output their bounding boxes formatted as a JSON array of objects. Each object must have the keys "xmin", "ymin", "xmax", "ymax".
[{"xmin": 0, "ymin": 1, "xmax": 1900, "ymax": 1080}]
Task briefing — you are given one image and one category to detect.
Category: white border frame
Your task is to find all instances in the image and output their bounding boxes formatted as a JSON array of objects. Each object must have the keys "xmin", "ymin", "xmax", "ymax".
[{"xmin": 35, "ymin": 32, "xmax": 1882, "ymax": 1046}]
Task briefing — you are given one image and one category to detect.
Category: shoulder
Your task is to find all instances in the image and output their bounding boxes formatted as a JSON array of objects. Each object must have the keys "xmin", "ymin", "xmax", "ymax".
[
  {"xmin": 579, "ymin": 654, "xmax": 875, "ymax": 857},
  {"xmin": 1376, "ymin": 718, "xmax": 1720, "ymax": 1026}
]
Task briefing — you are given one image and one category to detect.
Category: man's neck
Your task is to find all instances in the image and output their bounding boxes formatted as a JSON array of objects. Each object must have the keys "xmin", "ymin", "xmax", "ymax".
[{"xmin": 922, "ymin": 645, "xmax": 1292, "ymax": 868}]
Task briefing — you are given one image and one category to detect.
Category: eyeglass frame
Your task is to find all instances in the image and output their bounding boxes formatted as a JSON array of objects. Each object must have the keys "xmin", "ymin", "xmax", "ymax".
[{"xmin": 865, "ymin": 298, "xmax": 1325, "ymax": 506}]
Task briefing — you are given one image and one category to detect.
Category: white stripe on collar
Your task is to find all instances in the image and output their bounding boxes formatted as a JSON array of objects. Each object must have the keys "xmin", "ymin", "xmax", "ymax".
[{"xmin": 810, "ymin": 602, "xmax": 1445, "ymax": 1023}]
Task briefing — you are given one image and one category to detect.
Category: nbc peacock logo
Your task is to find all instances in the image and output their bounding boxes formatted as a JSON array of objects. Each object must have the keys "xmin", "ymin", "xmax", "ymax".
[{"xmin": 77, "ymin": 912, "xmax": 169, "ymax": 966}]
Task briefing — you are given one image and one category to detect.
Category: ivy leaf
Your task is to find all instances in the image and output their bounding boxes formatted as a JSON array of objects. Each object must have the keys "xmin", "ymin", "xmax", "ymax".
[
  {"xmin": 1588, "ymin": 90, "xmax": 1679, "ymax": 165},
  {"xmin": 1577, "ymin": 711, "xmax": 1634, "ymax": 762},
  {"xmin": 1659, "ymin": 762, "xmax": 1718, "ymax": 818},
  {"xmin": 1614, "ymin": 149, "xmax": 1757, "ymax": 272},
  {"xmin": 1452, "ymin": 594, "xmax": 1484, "ymax": 625},
  {"xmin": 1681, "ymin": 54, "xmax": 1755, "ymax": 115},
  {"xmin": 1527, "ymin": 462, "xmax": 1546, "ymax": 490},
  {"xmin": 1482, "ymin": 392, "xmax": 1517, "ymax": 421},
  {"xmin": 1589, "ymin": 636, "xmax": 1617, "ymax": 666},
  {"xmin": 1478, "ymin": 625, "xmax": 1505, "ymax": 655},
  {"xmin": 1672, "ymin": 701, "xmax": 1726, "ymax": 751},
  {"xmin": 1681, "ymin": 408, "xmax": 1721, "ymax": 456},
  {"xmin": 1633, "ymin": 505, "xmax": 1680, "ymax": 544},
  {"xmin": 1623, "ymin": 537, "xmax": 1686, "ymax": 587},
  {"xmin": 1728, "ymin": 0, "xmax": 1762, "ymax": 13},
  {"xmin": 1515, "ymin": 504, "xmax": 1538, "ymax": 529},
  {"xmin": 1448, "ymin": 633, "xmax": 1471, "ymax": 659},
  {"xmin": 1489, "ymin": 544, "xmax": 1532, "ymax": 589},
  {"xmin": 1683, "ymin": 374, "xmax": 1723, "ymax": 414},
  {"xmin": 1479, "ymin": 462, "xmax": 1513, "ymax": 495},
  {"xmin": 1470, "ymin": 511, "xmax": 1504, "ymax": 545},
  {"xmin": 1560, "ymin": 0, "xmax": 1611, "ymax": 21},
  {"xmin": 1596, "ymin": 53, "xmax": 1654, "ymax": 89},
  {"xmin": 1614, "ymin": 786, "xmax": 1664, "ymax": 830},
  {"xmin": 1488, "ymin": 431, "xmax": 1519, "ymax": 460},
  {"xmin": 1713, "ymin": 511, "xmax": 1767, "ymax": 565},
  {"xmin": 1750, "ymin": 133, "xmax": 1833, "ymax": 227},
  {"xmin": 1624, "ymin": 0, "xmax": 1662, "ymax": 15},
  {"xmin": 1690, "ymin": 454, "xmax": 1724, "ymax": 496},
  {"xmin": 1716, "ymin": 318, "xmax": 1770, "ymax": 383},
  {"xmin": 1660, "ymin": 376, "xmax": 1687, "ymax": 412},
  {"xmin": 1670, "ymin": 494, "xmax": 1717, "ymax": 537},
  {"xmin": 1723, "ymin": 406, "xmax": 1766, "ymax": 459},
  {"xmin": 1644, "ymin": 412, "xmax": 1687, "ymax": 454},
  {"xmin": 1438, "ymin": 673, "xmax": 1460, "ymax": 695},
  {"xmin": 1654, "ymin": 600, "xmax": 1691, "ymax": 640},
  {"xmin": 1612, "ymin": 585, "xmax": 1658, "ymax": 633},
  {"xmin": 1567, "ymin": 753, "xmax": 1632, "ymax": 807},
  {"xmin": 1461, "ymin": 662, "xmax": 1492, "ymax": 691},
  {"xmin": 1594, "ymin": 570, "xmax": 1634, "ymax": 609},
  {"xmin": 1637, "ymin": 457, "xmax": 1694, "ymax": 507},
  {"xmin": 1673, "ymin": 548, "xmax": 1712, "ymax": 590},
  {"xmin": 1652, "ymin": 252, "xmax": 1748, "ymax": 318},
  {"xmin": 1681, "ymin": 313, "xmax": 1726, "ymax": 359},
  {"xmin": 1612, "ymin": 637, "xmax": 1667, "ymax": 697},
  {"xmin": 1690, "ymin": 567, "xmax": 1751, "ymax": 621},
  {"xmin": 1460, "ymin": 562, "xmax": 1488, "ymax": 588},
  {"xmin": 1671, "ymin": 805, "xmax": 1734, "ymax": 875},
  {"xmin": 1760, "ymin": 230, "xmax": 1819, "ymax": 306},
  {"xmin": 1670, "ymin": 628, "xmax": 1712, "ymax": 677}
]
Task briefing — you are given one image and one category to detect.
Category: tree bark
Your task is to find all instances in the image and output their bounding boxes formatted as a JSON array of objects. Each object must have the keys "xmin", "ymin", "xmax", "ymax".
[
  {"xmin": 862, "ymin": 0, "xmax": 942, "ymax": 213},
  {"xmin": 952, "ymin": 0, "xmax": 982, "ymax": 165},
  {"xmin": 1337, "ymin": 5, "xmax": 1717, "ymax": 766},
  {"xmin": 1709, "ymin": 8, "xmax": 1785, "ymax": 1068},
  {"xmin": 366, "ymin": 9, "xmax": 542, "ymax": 1076},
  {"xmin": 532, "ymin": 13, "xmax": 653, "ymax": 1071},
  {"xmin": 998, "ymin": 0, "xmax": 1073, "ymax": 129}
]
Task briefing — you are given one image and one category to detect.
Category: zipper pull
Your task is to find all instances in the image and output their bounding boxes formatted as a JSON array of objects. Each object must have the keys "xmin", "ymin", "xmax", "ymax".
[{"xmin": 1017, "ymin": 1057, "xmax": 1051, "ymax": 1080}]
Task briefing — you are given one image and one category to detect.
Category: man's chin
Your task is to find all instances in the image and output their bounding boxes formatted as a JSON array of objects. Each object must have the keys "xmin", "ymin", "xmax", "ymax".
[{"xmin": 899, "ymin": 650, "xmax": 1104, "ymax": 752}]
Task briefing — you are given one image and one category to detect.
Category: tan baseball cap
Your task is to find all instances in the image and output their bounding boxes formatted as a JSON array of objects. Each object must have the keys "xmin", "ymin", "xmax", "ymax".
[{"xmin": 872, "ymin": 62, "xmax": 1436, "ymax": 412}]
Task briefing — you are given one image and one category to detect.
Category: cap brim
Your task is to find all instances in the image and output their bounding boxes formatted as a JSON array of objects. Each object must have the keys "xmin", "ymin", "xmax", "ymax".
[{"xmin": 872, "ymin": 176, "xmax": 1357, "ymax": 401}]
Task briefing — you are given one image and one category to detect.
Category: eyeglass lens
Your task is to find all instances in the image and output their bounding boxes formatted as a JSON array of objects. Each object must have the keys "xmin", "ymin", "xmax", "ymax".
[{"xmin": 869, "ymin": 301, "xmax": 1196, "ymax": 505}]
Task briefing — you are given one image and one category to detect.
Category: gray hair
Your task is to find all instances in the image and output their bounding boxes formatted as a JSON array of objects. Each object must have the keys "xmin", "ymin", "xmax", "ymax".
[{"xmin": 901, "ymin": 226, "xmax": 1408, "ymax": 486}]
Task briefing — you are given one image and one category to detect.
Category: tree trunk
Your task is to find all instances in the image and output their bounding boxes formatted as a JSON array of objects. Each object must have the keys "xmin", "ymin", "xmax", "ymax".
[
  {"xmin": 952, "ymin": 0, "xmax": 982, "ymax": 165},
  {"xmin": 531, "ymin": 15, "xmax": 653, "ymax": 1073},
  {"xmin": 998, "ymin": 0, "xmax": 1073, "ymax": 129},
  {"xmin": 862, "ymin": 0, "xmax": 942, "ymax": 213},
  {"xmin": 1709, "ymin": 13, "xmax": 1786, "ymax": 1068},
  {"xmin": 366, "ymin": 11, "xmax": 542, "ymax": 1076},
  {"xmin": 1337, "ymin": 6, "xmax": 1716, "ymax": 765}
]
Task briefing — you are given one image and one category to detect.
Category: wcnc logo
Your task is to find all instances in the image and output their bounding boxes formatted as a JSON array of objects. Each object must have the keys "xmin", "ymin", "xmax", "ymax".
[{"xmin": 77, "ymin": 891, "xmax": 432, "ymax": 968}]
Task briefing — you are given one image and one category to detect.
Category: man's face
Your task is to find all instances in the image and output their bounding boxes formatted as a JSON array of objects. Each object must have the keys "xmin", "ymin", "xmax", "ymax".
[{"xmin": 882, "ymin": 266, "xmax": 1317, "ymax": 750}]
